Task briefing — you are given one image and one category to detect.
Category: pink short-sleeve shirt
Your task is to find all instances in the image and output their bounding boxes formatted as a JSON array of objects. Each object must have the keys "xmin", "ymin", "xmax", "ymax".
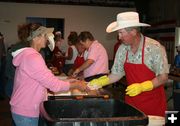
[{"xmin": 84, "ymin": 40, "xmax": 109, "ymax": 78}]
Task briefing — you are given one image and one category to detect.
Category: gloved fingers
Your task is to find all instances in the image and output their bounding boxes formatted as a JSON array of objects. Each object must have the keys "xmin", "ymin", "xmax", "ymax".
[
  {"xmin": 87, "ymin": 82, "xmax": 101, "ymax": 90},
  {"xmin": 126, "ymin": 84, "xmax": 142, "ymax": 97},
  {"xmin": 126, "ymin": 88, "xmax": 137, "ymax": 94},
  {"xmin": 126, "ymin": 89, "xmax": 141, "ymax": 97},
  {"xmin": 126, "ymin": 88, "xmax": 137, "ymax": 95},
  {"xmin": 89, "ymin": 79, "xmax": 98, "ymax": 85},
  {"xmin": 125, "ymin": 83, "xmax": 139, "ymax": 92},
  {"xmin": 127, "ymin": 92, "xmax": 139, "ymax": 97}
]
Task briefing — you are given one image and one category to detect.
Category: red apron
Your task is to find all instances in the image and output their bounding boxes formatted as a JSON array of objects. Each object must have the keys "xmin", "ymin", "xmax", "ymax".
[
  {"xmin": 124, "ymin": 37, "xmax": 166, "ymax": 117},
  {"xmin": 74, "ymin": 55, "xmax": 85, "ymax": 69}
]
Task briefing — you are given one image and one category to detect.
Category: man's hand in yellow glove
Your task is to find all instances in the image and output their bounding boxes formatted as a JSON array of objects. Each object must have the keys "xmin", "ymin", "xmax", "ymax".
[
  {"xmin": 87, "ymin": 75, "xmax": 110, "ymax": 90},
  {"xmin": 125, "ymin": 81, "xmax": 154, "ymax": 97}
]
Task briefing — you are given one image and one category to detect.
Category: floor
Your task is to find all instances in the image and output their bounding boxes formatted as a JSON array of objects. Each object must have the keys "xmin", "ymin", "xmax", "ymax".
[
  {"xmin": 0, "ymin": 97, "xmax": 12, "ymax": 126},
  {"xmin": 0, "ymin": 80, "xmax": 176, "ymax": 126}
]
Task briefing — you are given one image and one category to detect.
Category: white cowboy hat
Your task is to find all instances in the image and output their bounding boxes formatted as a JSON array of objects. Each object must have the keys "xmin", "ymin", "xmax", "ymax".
[{"xmin": 106, "ymin": 11, "xmax": 150, "ymax": 33}]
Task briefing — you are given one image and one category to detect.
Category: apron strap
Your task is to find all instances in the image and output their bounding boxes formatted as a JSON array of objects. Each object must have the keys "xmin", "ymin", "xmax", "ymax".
[{"xmin": 125, "ymin": 36, "xmax": 146, "ymax": 64}]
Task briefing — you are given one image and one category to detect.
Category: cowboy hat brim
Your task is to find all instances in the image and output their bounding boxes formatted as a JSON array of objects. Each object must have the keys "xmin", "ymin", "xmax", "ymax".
[{"xmin": 106, "ymin": 21, "xmax": 150, "ymax": 33}]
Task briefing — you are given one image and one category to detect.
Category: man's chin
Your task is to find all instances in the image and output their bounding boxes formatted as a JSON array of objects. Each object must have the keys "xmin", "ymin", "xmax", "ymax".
[{"xmin": 123, "ymin": 42, "xmax": 129, "ymax": 45}]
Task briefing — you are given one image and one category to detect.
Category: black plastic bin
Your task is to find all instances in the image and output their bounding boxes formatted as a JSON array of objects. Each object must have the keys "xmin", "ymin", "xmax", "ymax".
[{"xmin": 40, "ymin": 96, "xmax": 148, "ymax": 126}]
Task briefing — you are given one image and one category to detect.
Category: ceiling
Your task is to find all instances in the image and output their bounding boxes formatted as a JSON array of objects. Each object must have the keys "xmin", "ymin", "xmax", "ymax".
[
  {"xmin": 0, "ymin": 0, "xmax": 150, "ymax": 21},
  {"xmin": 0, "ymin": 0, "xmax": 136, "ymax": 8}
]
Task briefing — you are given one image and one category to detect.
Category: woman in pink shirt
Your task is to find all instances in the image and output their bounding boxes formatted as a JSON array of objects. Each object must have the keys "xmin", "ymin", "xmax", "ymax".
[{"xmin": 10, "ymin": 25, "xmax": 88, "ymax": 126}]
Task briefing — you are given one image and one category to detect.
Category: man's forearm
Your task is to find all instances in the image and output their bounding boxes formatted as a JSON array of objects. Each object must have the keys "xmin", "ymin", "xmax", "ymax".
[
  {"xmin": 77, "ymin": 59, "xmax": 94, "ymax": 72},
  {"xmin": 108, "ymin": 73, "xmax": 123, "ymax": 84},
  {"xmin": 152, "ymin": 73, "xmax": 168, "ymax": 88}
]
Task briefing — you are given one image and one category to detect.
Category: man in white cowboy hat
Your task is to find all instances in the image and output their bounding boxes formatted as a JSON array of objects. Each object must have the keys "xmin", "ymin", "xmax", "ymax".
[{"xmin": 88, "ymin": 11, "xmax": 169, "ymax": 117}]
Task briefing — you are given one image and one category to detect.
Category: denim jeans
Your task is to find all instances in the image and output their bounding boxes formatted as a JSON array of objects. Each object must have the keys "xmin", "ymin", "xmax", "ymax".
[{"xmin": 12, "ymin": 112, "xmax": 39, "ymax": 126}]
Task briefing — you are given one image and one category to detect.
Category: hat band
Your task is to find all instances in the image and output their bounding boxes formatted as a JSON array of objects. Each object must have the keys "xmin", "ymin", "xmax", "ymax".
[{"xmin": 117, "ymin": 20, "xmax": 139, "ymax": 25}]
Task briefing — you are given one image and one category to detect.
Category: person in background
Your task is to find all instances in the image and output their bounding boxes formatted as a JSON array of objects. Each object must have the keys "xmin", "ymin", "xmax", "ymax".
[
  {"xmin": 5, "ymin": 24, "xmax": 30, "ymax": 98},
  {"xmin": 73, "ymin": 31, "xmax": 109, "ymax": 82},
  {"xmin": 55, "ymin": 31, "xmax": 67, "ymax": 54},
  {"xmin": 174, "ymin": 46, "xmax": 180, "ymax": 68},
  {"xmin": 51, "ymin": 31, "xmax": 65, "ymax": 73},
  {"xmin": 68, "ymin": 41, "xmax": 86, "ymax": 77},
  {"xmin": 63, "ymin": 31, "xmax": 78, "ymax": 75},
  {"xmin": 0, "ymin": 32, "xmax": 6, "ymax": 100},
  {"xmin": 88, "ymin": 12, "xmax": 169, "ymax": 117},
  {"xmin": 10, "ymin": 25, "xmax": 88, "ymax": 126},
  {"xmin": 173, "ymin": 45, "xmax": 180, "ymax": 88},
  {"xmin": 113, "ymin": 35, "xmax": 122, "ymax": 60},
  {"xmin": 68, "ymin": 41, "xmax": 87, "ymax": 95}
]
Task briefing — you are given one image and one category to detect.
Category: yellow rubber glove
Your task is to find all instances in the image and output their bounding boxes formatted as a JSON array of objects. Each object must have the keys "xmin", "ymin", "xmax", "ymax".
[
  {"xmin": 88, "ymin": 75, "xmax": 110, "ymax": 90},
  {"xmin": 125, "ymin": 80, "xmax": 153, "ymax": 97}
]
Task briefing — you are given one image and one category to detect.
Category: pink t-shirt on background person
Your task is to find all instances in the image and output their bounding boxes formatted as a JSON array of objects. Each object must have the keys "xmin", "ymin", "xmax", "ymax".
[{"xmin": 84, "ymin": 40, "xmax": 109, "ymax": 78}]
